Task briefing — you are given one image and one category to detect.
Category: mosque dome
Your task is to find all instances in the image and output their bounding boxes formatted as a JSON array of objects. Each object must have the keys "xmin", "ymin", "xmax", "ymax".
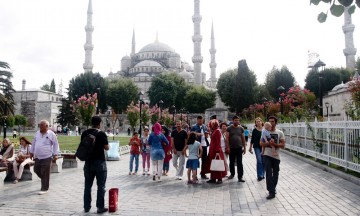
[
  {"xmin": 136, "ymin": 73, "xmax": 151, "ymax": 77},
  {"xmin": 139, "ymin": 41, "xmax": 175, "ymax": 53},
  {"xmin": 134, "ymin": 60, "xmax": 162, "ymax": 67},
  {"xmin": 121, "ymin": 55, "xmax": 131, "ymax": 60},
  {"xmin": 179, "ymin": 69, "xmax": 194, "ymax": 79},
  {"xmin": 332, "ymin": 81, "xmax": 348, "ymax": 91}
]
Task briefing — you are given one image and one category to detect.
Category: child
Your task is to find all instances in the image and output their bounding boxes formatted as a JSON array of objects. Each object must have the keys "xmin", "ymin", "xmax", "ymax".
[
  {"xmin": 140, "ymin": 127, "xmax": 151, "ymax": 175},
  {"xmin": 129, "ymin": 131, "xmax": 141, "ymax": 175},
  {"xmin": 261, "ymin": 122, "xmax": 277, "ymax": 156},
  {"xmin": 184, "ymin": 132, "xmax": 203, "ymax": 184}
]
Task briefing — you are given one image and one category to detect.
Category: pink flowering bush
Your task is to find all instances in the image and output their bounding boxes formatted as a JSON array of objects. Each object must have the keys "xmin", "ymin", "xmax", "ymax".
[{"xmin": 72, "ymin": 93, "xmax": 97, "ymax": 127}]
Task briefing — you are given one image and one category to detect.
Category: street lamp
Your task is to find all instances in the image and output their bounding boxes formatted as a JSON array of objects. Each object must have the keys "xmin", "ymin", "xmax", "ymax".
[
  {"xmin": 325, "ymin": 102, "xmax": 329, "ymax": 118},
  {"xmin": 138, "ymin": 91, "xmax": 144, "ymax": 137},
  {"xmin": 277, "ymin": 86, "xmax": 285, "ymax": 115},
  {"xmin": 319, "ymin": 76, "xmax": 324, "ymax": 116},
  {"xmin": 158, "ymin": 100, "xmax": 164, "ymax": 122},
  {"xmin": 172, "ymin": 105, "xmax": 176, "ymax": 128},
  {"xmin": 96, "ymin": 87, "xmax": 100, "ymax": 115},
  {"xmin": 262, "ymin": 97, "xmax": 268, "ymax": 118}
]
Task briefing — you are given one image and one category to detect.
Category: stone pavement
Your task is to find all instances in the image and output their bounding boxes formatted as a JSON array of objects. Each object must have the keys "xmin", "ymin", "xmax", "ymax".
[{"xmin": 0, "ymin": 151, "xmax": 359, "ymax": 216}]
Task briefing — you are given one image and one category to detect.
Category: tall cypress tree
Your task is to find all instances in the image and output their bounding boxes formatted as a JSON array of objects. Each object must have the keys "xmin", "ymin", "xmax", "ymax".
[{"xmin": 50, "ymin": 79, "xmax": 56, "ymax": 93}]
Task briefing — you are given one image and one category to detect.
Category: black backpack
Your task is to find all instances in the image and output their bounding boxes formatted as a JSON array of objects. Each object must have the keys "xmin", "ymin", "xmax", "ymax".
[{"xmin": 75, "ymin": 129, "xmax": 99, "ymax": 161}]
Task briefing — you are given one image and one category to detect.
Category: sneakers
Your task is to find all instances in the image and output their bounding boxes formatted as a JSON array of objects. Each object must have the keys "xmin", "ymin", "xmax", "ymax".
[
  {"xmin": 227, "ymin": 175, "xmax": 234, "ymax": 179},
  {"xmin": 257, "ymin": 177, "xmax": 265, "ymax": 181},
  {"xmin": 132, "ymin": 172, "xmax": 137, "ymax": 175},
  {"xmin": 38, "ymin": 190, "xmax": 48, "ymax": 195},
  {"xmin": 178, "ymin": 176, "xmax": 183, "ymax": 180},
  {"xmin": 13, "ymin": 179, "xmax": 18, "ymax": 184},
  {"xmin": 266, "ymin": 194, "xmax": 276, "ymax": 200},
  {"xmin": 153, "ymin": 175, "xmax": 156, "ymax": 181},
  {"xmin": 129, "ymin": 172, "xmax": 132, "ymax": 175},
  {"xmin": 143, "ymin": 171, "xmax": 146, "ymax": 175},
  {"xmin": 147, "ymin": 171, "xmax": 150, "ymax": 176},
  {"xmin": 97, "ymin": 207, "xmax": 108, "ymax": 214}
]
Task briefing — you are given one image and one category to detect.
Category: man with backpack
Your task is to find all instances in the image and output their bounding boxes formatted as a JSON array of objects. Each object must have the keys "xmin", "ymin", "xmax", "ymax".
[{"xmin": 81, "ymin": 116, "xmax": 109, "ymax": 214}]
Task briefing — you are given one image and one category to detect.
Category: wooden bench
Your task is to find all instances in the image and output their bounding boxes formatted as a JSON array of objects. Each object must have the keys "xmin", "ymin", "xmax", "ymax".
[{"xmin": 61, "ymin": 154, "xmax": 78, "ymax": 168}]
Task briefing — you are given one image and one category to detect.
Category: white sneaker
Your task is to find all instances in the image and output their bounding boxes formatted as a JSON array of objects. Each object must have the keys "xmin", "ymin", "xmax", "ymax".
[
  {"xmin": 178, "ymin": 176, "xmax": 183, "ymax": 180},
  {"xmin": 38, "ymin": 190, "xmax": 48, "ymax": 195}
]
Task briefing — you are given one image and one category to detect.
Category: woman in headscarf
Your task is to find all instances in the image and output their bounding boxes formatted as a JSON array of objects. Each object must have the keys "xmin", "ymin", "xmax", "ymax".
[
  {"xmin": 161, "ymin": 125, "xmax": 172, "ymax": 176},
  {"xmin": 148, "ymin": 122, "xmax": 169, "ymax": 181},
  {"xmin": 203, "ymin": 119, "xmax": 227, "ymax": 184}
]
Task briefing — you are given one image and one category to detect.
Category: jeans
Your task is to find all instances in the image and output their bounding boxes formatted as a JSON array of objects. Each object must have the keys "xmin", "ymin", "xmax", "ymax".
[
  {"xmin": 172, "ymin": 151, "xmax": 185, "ymax": 177},
  {"xmin": 129, "ymin": 154, "xmax": 139, "ymax": 172},
  {"xmin": 33, "ymin": 157, "xmax": 52, "ymax": 191},
  {"xmin": 254, "ymin": 147, "xmax": 264, "ymax": 179},
  {"xmin": 141, "ymin": 153, "xmax": 150, "ymax": 171},
  {"xmin": 263, "ymin": 155, "xmax": 280, "ymax": 195},
  {"xmin": 229, "ymin": 148, "xmax": 243, "ymax": 179},
  {"xmin": 83, "ymin": 160, "xmax": 107, "ymax": 210}
]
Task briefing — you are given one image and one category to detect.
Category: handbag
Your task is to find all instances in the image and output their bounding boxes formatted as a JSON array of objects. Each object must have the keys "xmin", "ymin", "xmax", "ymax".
[{"xmin": 210, "ymin": 153, "xmax": 225, "ymax": 171}]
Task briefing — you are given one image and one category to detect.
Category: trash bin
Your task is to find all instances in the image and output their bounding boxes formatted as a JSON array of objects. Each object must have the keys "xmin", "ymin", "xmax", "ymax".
[
  {"xmin": 106, "ymin": 140, "xmax": 120, "ymax": 161},
  {"xmin": 109, "ymin": 188, "xmax": 119, "ymax": 213}
]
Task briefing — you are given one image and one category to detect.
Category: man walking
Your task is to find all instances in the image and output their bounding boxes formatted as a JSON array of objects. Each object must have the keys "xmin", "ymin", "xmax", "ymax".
[
  {"xmin": 191, "ymin": 116, "xmax": 209, "ymax": 179},
  {"xmin": 29, "ymin": 120, "xmax": 59, "ymax": 195},
  {"xmin": 171, "ymin": 120, "xmax": 188, "ymax": 180},
  {"xmin": 82, "ymin": 116, "xmax": 109, "ymax": 213},
  {"xmin": 261, "ymin": 116, "xmax": 285, "ymax": 200},
  {"xmin": 226, "ymin": 115, "xmax": 246, "ymax": 182}
]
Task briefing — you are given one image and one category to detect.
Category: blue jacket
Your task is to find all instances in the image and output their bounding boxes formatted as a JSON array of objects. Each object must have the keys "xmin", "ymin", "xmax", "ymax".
[
  {"xmin": 148, "ymin": 132, "xmax": 169, "ymax": 160},
  {"xmin": 191, "ymin": 123, "xmax": 208, "ymax": 143}
]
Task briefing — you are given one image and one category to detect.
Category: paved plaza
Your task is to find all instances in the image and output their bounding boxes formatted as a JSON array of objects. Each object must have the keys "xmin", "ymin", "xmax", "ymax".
[{"xmin": 0, "ymin": 151, "xmax": 359, "ymax": 216}]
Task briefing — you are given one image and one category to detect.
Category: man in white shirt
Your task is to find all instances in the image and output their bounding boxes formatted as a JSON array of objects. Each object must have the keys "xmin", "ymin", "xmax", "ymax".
[{"xmin": 191, "ymin": 116, "xmax": 209, "ymax": 179}]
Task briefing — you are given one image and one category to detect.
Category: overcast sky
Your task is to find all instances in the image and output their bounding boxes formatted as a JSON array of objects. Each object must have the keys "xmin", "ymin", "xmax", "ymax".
[{"xmin": 0, "ymin": 0, "xmax": 359, "ymax": 94}]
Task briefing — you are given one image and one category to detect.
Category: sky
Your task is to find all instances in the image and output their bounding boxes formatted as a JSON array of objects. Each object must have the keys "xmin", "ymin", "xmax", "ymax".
[{"xmin": 0, "ymin": 0, "xmax": 359, "ymax": 95}]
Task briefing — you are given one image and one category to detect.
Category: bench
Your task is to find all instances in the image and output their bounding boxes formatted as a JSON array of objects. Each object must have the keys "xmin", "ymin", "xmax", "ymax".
[
  {"xmin": 0, "ymin": 167, "xmax": 8, "ymax": 188},
  {"xmin": 4, "ymin": 161, "xmax": 34, "ymax": 182},
  {"xmin": 51, "ymin": 156, "xmax": 64, "ymax": 173},
  {"xmin": 61, "ymin": 154, "xmax": 78, "ymax": 168}
]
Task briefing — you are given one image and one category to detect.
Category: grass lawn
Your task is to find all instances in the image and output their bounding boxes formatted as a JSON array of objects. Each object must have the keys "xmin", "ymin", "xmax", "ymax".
[{"xmin": 9, "ymin": 135, "xmax": 131, "ymax": 152}]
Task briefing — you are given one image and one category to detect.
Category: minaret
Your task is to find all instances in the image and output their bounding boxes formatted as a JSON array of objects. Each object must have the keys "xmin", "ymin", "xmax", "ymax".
[
  {"xmin": 342, "ymin": 6, "xmax": 357, "ymax": 70},
  {"xmin": 192, "ymin": 0, "xmax": 203, "ymax": 85},
  {"xmin": 209, "ymin": 22, "xmax": 217, "ymax": 88},
  {"xmin": 83, "ymin": 0, "xmax": 94, "ymax": 72},
  {"xmin": 131, "ymin": 28, "xmax": 136, "ymax": 56}
]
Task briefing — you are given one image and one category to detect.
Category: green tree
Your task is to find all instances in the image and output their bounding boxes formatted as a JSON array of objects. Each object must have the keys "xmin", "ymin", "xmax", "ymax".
[
  {"xmin": 68, "ymin": 71, "xmax": 107, "ymax": 113},
  {"xmin": 50, "ymin": 79, "xmax": 56, "ymax": 93},
  {"xmin": 147, "ymin": 73, "xmax": 189, "ymax": 109},
  {"xmin": 57, "ymin": 98, "xmax": 79, "ymax": 127},
  {"xmin": 0, "ymin": 61, "xmax": 15, "ymax": 116},
  {"xmin": 106, "ymin": 78, "xmax": 139, "ymax": 113},
  {"xmin": 311, "ymin": 0, "xmax": 360, "ymax": 23},
  {"xmin": 356, "ymin": 57, "xmax": 360, "ymax": 72},
  {"xmin": 14, "ymin": 114, "xmax": 27, "ymax": 135},
  {"xmin": 183, "ymin": 85, "xmax": 216, "ymax": 113},
  {"xmin": 233, "ymin": 60, "xmax": 257, "ymax": 113},
  {"xmin": 40, "ymin": 84, "xmax": 51, "ymax": 92},
  {"xmin": 265, "ymin": 66, "xmax": 295, "ymax": 100},
  {"xmin": 253, "ymin": 84, "xmax": 272, "ymax": 103},
  {"xmin": 217, "ymin": 69, "xmax": 237, "ymax": 111}
]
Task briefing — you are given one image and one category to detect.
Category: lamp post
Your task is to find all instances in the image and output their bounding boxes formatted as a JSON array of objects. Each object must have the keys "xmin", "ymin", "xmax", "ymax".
[
  {"xmin": 262, "ymin": 97, "xmax": 268, "ymax": 118},
  {"xmin": 158, "ymin": 100, "xmax": 164, "ymax": 123},
  {"xmin": 319, "ymin": 76, "xmax": 323, "ymax": 116},
  {"xmin": 277, "ymin": 86, "xmax": 285, "ymax": 115},
  {"xmin": 325, "ymin": 102, "xmax": 329, "ymax": 119},
  {"xmin": 96, "ymin": 87, "xmax": 100, "ymax": 115},
  {"xmin": 138, "ymin": 91, "xmax": 144, "ymax": 137},
  {"xmin": 172, "ymin": 105, "xmax": 176, "ymax": 128},
  {"xmin": 186, "ymin": 111, "xmax": 189, "ymax": 125}
]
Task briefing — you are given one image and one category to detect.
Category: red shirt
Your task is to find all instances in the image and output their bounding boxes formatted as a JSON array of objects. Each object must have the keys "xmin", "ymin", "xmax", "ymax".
[{"xmin": 129, "ymin": 137, "xmax": 141, "ymax": 154}]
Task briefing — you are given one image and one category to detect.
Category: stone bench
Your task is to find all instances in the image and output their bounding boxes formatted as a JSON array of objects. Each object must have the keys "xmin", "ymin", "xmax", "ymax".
[
  {"xmin": 61, "ymin": 154, "xmax": 78, "ymax": 168},
  {"xmin": 4, "ymin": 161, "xmax": 34, "ymax": 182},
  {"xmin": 51, "ymin": 156, "xmax": 64, "ymax": 173},
  {"xmin": 0, "ymin": 167, "xmax": 8, "ymax": 188}
]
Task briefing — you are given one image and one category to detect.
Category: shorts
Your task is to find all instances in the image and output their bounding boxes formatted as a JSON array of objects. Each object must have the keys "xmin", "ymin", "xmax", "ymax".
[{"xmin": 186, "ymin": 159, "xmax": 199, "ymax": 170}]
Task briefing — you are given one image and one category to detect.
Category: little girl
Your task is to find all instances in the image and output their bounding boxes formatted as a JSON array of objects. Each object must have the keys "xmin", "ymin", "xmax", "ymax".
[
  {"xmin": 129, "ymin": 132, "xmax": 141, "ymax": 175},
  {"xmin": 184, "ymin": 132, "xmax": 203, "ymax": 184}
]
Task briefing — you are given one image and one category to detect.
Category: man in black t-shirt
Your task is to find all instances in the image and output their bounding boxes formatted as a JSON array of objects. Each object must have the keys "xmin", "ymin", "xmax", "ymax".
[
  {"xmin": 82, "ymin": 116, "xmax": 109, "ymax": 214},
  {"xmin": 171, "ymin": 120, "xmax": 188, "ymax": 180}
]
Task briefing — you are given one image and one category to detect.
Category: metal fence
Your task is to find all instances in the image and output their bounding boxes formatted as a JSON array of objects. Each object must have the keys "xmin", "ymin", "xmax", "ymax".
[{"xmin": 274, "ymin": 120, "xmax": 360, "ymax": 173}]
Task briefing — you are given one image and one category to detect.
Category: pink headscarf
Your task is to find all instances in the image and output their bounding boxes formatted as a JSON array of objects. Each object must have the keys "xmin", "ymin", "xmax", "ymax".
[
  {"xmin": 209, "ymin": 119, "xmax": 219, "ymax": 131},
  {"xmin": 153, "ymin": 122, "xmax": 162, "ymax": 135}
]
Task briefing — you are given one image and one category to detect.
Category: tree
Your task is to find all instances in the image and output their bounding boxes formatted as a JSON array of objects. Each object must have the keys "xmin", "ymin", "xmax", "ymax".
[
  {"xmin": 40, "ymin": 84, "xmax": 51, "ymax": 92},
  {"xmin": 147, "ymin": 73, "xmax": 189, "ymax": 109},
  {"xmin": 50, "ymin": 79, "xmax": 56, "ymax": 93},
  {"xmin": 68, "ymin": 71, "xmax": 107, "ymax": 113},
  {"xmin": 72, "ymin": 93, "xmax": 97, "ymax": 128},
  {"xmin": 253, "ymin": 84, "xmax": 272, "ymax": 103},
  {"xmin": 126, "ymin": 102, "xmax": 140, "ymax": 131},
  {"xmin": 217, "ymin": 69, "xmax": 237, "ymax": 111},
  {"xmin": 0, "ymin": 61, "xmax": 15, "ymax": 116},
  {"xmin": 233, "ymin": 60, "xmax": 257, "ymax": 113},
  {"xmin": 183, "ymin": 85, "xmax": 216, "ymax": 113},
  {"xmin": 57, "ymin": 98, "xmax": 79, "ymax": 127},
  {"xmin": 106, "ymin": 78, "xmax": 139, "ymax": 114},
  {"xmin": 14, "ymin": 114, "xmax": 27, "ymax": 135},
  {"xmin": 311, "ymin": 0, "xmax": 360, "ymax": 23},
  {"xmin": 265, "ymin": 66, "xmax": 295, "ymax": 100},
  {"xmin": 345, "ymin": 79, "xmax": 360, "ymax": 120}
]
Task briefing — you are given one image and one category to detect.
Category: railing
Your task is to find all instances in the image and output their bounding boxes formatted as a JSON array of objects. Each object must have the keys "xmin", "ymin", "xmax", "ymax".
[{"xmin": 247, "ymin": 120, "xmax": 360, "ymax": 173}]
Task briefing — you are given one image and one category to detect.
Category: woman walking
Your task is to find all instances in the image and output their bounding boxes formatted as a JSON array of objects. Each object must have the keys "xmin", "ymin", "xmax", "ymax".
[
  {"xmin": 148, "ymin": 122, "xmax": 169, "ymax": 181},
  {"xmin": 249, "ymin": 117, "xmax": 265, "ymax": 181}
]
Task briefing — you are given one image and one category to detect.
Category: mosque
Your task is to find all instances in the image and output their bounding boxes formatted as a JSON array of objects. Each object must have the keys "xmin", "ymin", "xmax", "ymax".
[{"xmin": 83, "ymin": 0, "xmax": 219, "ymax": 102}]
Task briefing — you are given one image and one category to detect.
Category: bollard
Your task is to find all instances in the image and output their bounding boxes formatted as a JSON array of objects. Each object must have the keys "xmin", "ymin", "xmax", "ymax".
[{"xmin": 109, "ymin": 188, "xmax": 119, "ymax": 212}]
